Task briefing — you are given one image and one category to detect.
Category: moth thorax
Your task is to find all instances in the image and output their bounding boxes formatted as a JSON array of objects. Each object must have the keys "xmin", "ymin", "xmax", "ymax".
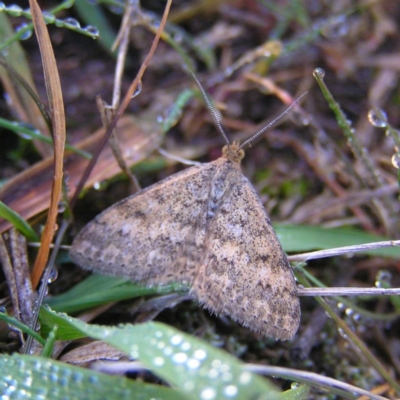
[{"xmin": 222, "ymin": 141, "xmax": 245, "ymax": 164}]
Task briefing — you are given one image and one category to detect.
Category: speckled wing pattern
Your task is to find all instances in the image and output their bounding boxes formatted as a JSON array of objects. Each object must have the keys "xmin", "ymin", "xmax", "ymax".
[
  {"xmin": 190, "ymin": 158, "xmax": 300, "ymax": 340},
  {"xmin": 70, "ymin": 151, "xmax": 300, "ymax": 340},
  {"xmin": 70, "ymin": 162, "xmax": 216, "ymax": 285}
]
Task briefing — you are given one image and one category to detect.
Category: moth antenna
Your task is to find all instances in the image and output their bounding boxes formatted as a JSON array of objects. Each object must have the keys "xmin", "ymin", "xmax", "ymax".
[
  {"xmin": 190, "ymin": 71, "xmax": 230, "ymax": 145},
  {"xmin": 239, "ymin": 92, "xmax": 308, "ymax": 150}
]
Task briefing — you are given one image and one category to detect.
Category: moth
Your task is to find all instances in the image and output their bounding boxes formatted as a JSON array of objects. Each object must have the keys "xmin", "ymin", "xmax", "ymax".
[{"xmin": 70, "ymin": 77, "xmax": 304, "ymax": 340}]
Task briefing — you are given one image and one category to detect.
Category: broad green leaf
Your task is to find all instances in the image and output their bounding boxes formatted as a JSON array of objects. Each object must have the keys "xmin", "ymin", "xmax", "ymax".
[
  {"xmin": 0, "ymin": 353, "xmax": 185, "ymax": 400},
  {"xmin": 39, "ymin": 307, "xmax": 280, "ymax": 400}
]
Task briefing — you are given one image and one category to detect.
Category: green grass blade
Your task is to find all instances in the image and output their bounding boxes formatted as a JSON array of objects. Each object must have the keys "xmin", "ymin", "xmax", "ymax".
[
  {"xmin": 45, "ymin": 273, "xmax": 187, "ymax": 313},
  {"xmin": 276, "ymin": 224, "xmax": 400, "ymax": 258},
  {"xmin": 0, "ymin": 200, "xmax": 39, "ymax": 242}
]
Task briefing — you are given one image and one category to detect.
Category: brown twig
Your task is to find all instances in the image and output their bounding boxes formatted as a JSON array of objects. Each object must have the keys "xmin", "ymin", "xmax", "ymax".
[
  {"xmin": 29, "ymin": 0, "xmax": 66, "ymax": 289},
  {"xmin": 70, "ymin": 0, "xmax": 173, "ymax": 209}
]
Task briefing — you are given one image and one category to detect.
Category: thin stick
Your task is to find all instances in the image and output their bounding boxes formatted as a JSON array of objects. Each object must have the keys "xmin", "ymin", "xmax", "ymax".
[
  {"xmin": 298, "ymin": 287, "xmax": 400, "ymax": 296},
  {"xmin": 245, "ymin": 364, "xmax": 388, "ymax": 400},
  {"xmin": 288, "ymin": 240, "xmax": 400, "ymax": 262},
  {"xmin": 70, "ymin": 0, "xmax": 172, "ymax": 209}
]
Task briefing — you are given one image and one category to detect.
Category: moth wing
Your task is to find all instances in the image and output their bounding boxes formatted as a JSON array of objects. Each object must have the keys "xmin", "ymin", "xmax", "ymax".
[
  {"xmin": 191, "ymin": 169, "xmax": 300, "ymax": 340},
  {"xmin": 70, "ymin": 162, "xmax": 217, "ymax": 285}
]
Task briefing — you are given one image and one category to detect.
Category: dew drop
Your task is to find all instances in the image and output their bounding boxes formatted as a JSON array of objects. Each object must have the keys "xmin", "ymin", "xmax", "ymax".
[
  {"xmin": 291, "ymin": 382, "xmax": 300, "ymax": 389},
  {"xmin": 186, "ymin": 358, "xmax": 200, "ymax": 369},
  {"xmin": 61, "ymin": 368, "xmax": 71, "ymax": 379},
  {"xmin": 238, "ymin": 371, "xmax": 252, "ymax": 385},
  {"xmin": 313, "ymin": 68, "xmax": 325, "ymax": 79},
  {"xmin": 57, "ymin": 201, "xmax": 66, "ymax": 213},
  {"xmin": 171, "ymin": 32, "xmax": 183, "ymax": 43},
  {"xmin": 375, "ymin": 270, "xmax": 392, "ymax": 287},
  {"xmin": 7, "ymin": 4, "xmax": 23, "ymax": 16},
  {"xmin": 193, "ymin": 349, "xmax": 207, "ymax": 360},
  {"xmin": 108, "ymin": 5, "xmax": 124, "ymax": 14},
  {"xmin": 338, "ymin": 328, "xmax": 348, "ymax": 339},
  {"xmin": 64, "ymin": 17, "xmax": 81, "ymax": 28},
  {"xmin": 322, "ymin": 15, "xmax": 349, "ymax": 39},
  {"xmin": 130, "ymin": 344, "xmax": 139, "ymax": 358},
  {"xmin": 3, "ymin": 384, "xmax": 17, "ymax": 396},
  {"xmin": 224, "ymin": 385, "xmax": 238, "ymax": 397},
  {"xmin": 171, "ymin": 352, "xmax": 188, "ymax": 364},
  {"xmin": 13, "ymin": 122, "xmax": 37, "ymax": 140},
  {"xmin": 224, "ymin": 66, "xmax": 233, "ymax": 77},
  {"xmin": 353, "ymin": 313, "xmax": 361, "ymax": 323},
  {"xmin": 391, "ymin": 153, "xmax": 400, "ymax": 169},
  {"xmin": 221, "ymin": 372, "xmax": 233, "ymax": 382},
  {"xmin": 181, "ymin": 341, "xmax": 191, "ymax": 351},
  {"xmin": 50, "ymin": 364, "xmax": 59, "ymax": 374},
  {"xmin": 58, "ymin": 377, "xmax": 68, "ymax": 387},
  {"xmin": 131, "ymin": 81, "xmax": 142, "ymax": 99},
  {"xmin": 221, "ymin": 364, "xmax": 230, "ymax": 373},
  {"xmin": 48, "ymin": 266, "xmax": 58, "ymax": 283},
  {"xmin": 207, "ymin": 368, "xmax": 219, "ymax": 379},
  {"xmin": 345, "ymin": 308, "xmax": 354, "ymax": 317},
  {"xmin": 170, "ymin": 334, "xmax": 183, "ymax": 346},
  {"xmin": 152, "ymin": 20, "xmax": 160, "ymax": 29},
  {"xmin": 153, "ymin": 356, "xmax": 165, "ymax": 366},
  {"xmin": 15, "ymin": 23, "xmax": 33, "ymax": 40},
  {"xmin": 42, "ymin": 11, "xmax": 55, "ymax": 23},
  {"xmin": 71, "ymin": 372, "xmax": 83, "ymax": 383},
  {"xmin": 367, "ymin": 108, "xmax": 387, "ymax": 128},
  {"xmin": 200, "ymin": 387, "xmax": 216, "ymax": 400},
  {"xmin": 84, "ymin": 25, "xmax": 99, "ymax": 37},
  {"xmin": 163, "ymin": 346, "xmax": 173, "ymax": 356}
]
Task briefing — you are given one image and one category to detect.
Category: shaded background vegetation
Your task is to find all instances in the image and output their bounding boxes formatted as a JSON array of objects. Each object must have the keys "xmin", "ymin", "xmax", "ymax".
[{"xmin": 1, "ymin": 0, "xmax": 400, "ymax": 398}]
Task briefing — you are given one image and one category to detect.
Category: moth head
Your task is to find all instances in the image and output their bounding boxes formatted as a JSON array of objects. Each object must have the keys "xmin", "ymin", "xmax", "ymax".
[{"xmin": 222, "ymin": 141, "xmax": 245, "ymax": 163}]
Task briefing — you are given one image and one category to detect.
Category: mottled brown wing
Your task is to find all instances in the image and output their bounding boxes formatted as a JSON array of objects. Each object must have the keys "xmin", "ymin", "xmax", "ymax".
[
  {"xmin": 70, "ymin": 161, "xmax": 219, "ymax": 286},
  {"xmin": 190, "ymin": 163, "xmax": 300, "ymax": 340}
]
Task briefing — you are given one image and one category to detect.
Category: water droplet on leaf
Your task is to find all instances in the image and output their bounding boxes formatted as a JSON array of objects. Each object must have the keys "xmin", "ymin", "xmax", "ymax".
[
  {"xmin": 84, "ymin": 25, "xmax": 99, "ymax": 37},
  {"xmin": 368, "ymin": 108, "xmax": 387, "ymax": 128},
  {"xmin": 391, "ymin": 153, "xmax": 400, "ymax": 169},
  {"xmin": 313, "ymin": 68, "xmax": 325, "ymax": 79},
  {"xmin": 64, "ymin": 17, "xmax": 81, "ymax": 28},
  {"xmin": 7, "ymin": 4, "xmax": 23, "ymax": 16},
  {"xmin": 15, "ymin": 23, "xmax": 33, "ymax": 40}
]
